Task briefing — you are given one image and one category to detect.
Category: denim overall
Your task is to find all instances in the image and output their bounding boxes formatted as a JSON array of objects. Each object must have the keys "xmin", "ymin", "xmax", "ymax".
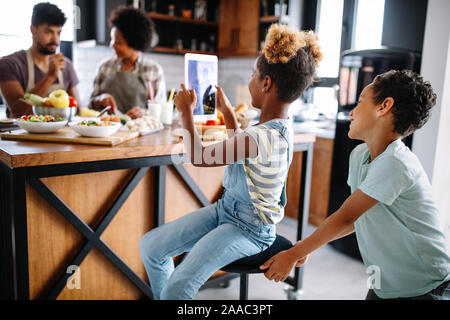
[{"xmin": 140, "ymin": 119, "xmax": 293, "ymax": 300}]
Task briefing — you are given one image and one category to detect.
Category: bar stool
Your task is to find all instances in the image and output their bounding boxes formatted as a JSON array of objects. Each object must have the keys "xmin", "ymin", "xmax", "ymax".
[{"xmin": 220, "ymin": 234, "xmax": 293, "ymax": 300}]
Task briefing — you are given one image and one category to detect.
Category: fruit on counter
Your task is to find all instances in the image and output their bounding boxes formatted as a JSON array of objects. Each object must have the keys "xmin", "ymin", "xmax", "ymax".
[
  {"xmin": 48, "ymin": 90, "xmax": 70, "ymax": 108},
  {"xmin": 69, "ymin": 96, "xmax": 78, "ymax": 107},
  {"xmin": 23, "ymin": 93, "xmax": 45, "ymax": 107},
  {"xmin": 78, "ymin": 108, "xmax": 100, "ymax": 117},
  {"xmin": 24, "ymin": 90, "xmax": 76, "ymax": 108}
]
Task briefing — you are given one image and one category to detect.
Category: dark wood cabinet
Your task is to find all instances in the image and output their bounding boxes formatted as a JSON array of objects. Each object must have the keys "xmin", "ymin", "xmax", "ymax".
[
  {"xmin": 218, "ymin": 0, "xmax": 260, "ymax": 57},
  {"xmin": 77, "ymin": 0, "xmax": 285, "ymax": 58}
]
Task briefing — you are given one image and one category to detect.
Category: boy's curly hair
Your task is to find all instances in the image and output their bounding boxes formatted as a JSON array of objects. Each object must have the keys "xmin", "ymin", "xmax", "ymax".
[
  {"xmin": 257, "ymin": 24, "xmax": 323, "ymax": 102},
  {"xmin": 109, "ymin": 6, "xmax": 155, "ymax": 52},
  {"xmin": 372, "ymin": 70, "xmax": 436, "ymax": 136}
]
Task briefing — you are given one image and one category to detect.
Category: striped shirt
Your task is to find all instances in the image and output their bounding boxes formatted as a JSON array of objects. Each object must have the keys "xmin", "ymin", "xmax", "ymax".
[{"xmin": 244, "ymin": 119, "xmax": 292, "ymax": 224}]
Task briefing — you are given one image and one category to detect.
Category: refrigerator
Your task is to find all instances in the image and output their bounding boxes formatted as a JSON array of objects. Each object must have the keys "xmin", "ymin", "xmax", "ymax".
[{"xmin": 327, "ymin": 48, "xmax": 421, "ymax": 260}]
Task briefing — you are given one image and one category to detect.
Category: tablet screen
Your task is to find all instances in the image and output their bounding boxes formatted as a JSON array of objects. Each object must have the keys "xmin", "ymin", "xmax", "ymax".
[{"xmin": 185, "ymin": 54, "xmax": 218, "ymax": 121}]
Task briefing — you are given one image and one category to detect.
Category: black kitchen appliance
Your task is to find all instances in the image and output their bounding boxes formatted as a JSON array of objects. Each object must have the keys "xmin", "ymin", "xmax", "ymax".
[{"xmin": 328, "ymin": 48, "xmax": 421, "ymax": 260}]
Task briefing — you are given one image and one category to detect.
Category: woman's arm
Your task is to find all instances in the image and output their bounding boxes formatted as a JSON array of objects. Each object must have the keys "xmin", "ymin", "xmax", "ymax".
[
  {"xmin": 260, "ymin": 189, "xmax": 377, "ymax": 282},
  {"xmin": 174, "ymin": 85, "xmax": 258, "ymax": 167}
]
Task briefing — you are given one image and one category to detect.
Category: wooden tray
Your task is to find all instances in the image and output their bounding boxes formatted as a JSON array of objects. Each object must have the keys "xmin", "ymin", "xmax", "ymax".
[{"xmin": 0, "ymin": 126, "xmax": 139, "ymax": 146}]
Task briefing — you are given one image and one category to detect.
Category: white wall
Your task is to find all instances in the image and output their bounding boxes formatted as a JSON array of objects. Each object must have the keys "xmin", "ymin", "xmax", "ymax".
[
  {"xmin": 413, "ymin": 0, "xmax": 450, "ymax": 243},
  {"xmin": 75, "ymin": 45, "xmax": 254, "ymax": 108}
]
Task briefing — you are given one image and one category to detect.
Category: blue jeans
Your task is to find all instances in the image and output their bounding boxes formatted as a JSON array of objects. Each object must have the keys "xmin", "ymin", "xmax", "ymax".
[{"xmin": 139, "ymin": 193, "xmax": 276, "ymax": 300}]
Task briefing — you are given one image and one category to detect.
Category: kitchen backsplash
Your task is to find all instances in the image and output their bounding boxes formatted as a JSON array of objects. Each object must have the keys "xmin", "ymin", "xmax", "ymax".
[{"xmin": 75, "ymin": 45, "xmax": 255, "ymax": 108}]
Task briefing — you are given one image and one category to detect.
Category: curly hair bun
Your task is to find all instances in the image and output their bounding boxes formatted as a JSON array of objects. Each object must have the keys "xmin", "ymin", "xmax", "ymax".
[
  {"xmin": 262, "ymin": 24, "xmax": 323, "ymax": 67},
  {"xmin": 300, "ymin": 30, "xmax": 323, "ymax": 67}
]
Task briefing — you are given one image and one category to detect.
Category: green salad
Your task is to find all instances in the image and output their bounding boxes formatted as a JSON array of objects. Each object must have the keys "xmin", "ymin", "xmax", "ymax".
[{"xmin": 20, "ymin": 115, "xmax": 67, "ymax": 122}]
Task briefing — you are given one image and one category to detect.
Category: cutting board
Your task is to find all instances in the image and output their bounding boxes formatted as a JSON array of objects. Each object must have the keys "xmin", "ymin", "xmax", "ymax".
[{"xmin": 0, "ymin": 127, "xmax": 139, "ymax": 146}]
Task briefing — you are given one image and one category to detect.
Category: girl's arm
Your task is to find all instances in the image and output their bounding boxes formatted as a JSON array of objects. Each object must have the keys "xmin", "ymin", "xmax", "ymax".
[
  {"xmin": 215, "ymin": 86, "xmax": 241, "ymax": 137},
  {"xmin": 260, "ymin": 189, "xmax": 377, "ymax": 282},
  {"xmin": 174, "ymin": 85, "xmax": 258, "ymax": 167}
]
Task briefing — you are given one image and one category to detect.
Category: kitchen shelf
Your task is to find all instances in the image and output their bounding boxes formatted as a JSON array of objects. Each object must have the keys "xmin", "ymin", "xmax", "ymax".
[
  {"xmin": 153, "ymin": 46, "xmax": 217, "ymax": 56},
  {"xmin": 148, "ymin": 12, "xmax": 218, "ymax": 27},
  {"xmin": 259, "ymin": 15, "xmax": 279, "ymax": 23}
]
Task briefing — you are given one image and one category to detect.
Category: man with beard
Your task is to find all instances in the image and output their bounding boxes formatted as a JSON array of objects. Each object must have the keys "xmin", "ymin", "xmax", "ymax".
[{"xmin": 0, "ymin": 2, "xmax": 80, "ymax": 117}]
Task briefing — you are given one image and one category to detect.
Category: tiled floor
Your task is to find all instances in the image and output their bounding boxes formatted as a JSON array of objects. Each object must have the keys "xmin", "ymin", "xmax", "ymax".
[{"xmin": 195, "ymin": 217, "xmax": 369, "ymax": 300}]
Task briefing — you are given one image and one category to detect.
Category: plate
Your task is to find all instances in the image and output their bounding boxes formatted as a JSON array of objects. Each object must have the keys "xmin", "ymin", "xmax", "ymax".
[
  {"xmin": 17, "ymin": 120, "xmax": 67, "ymax": 133},
  {"xmin": 139, "ymin": 128, "xmax": 163, "ymax": 136},
  {"xmin": 68, "ymin": 121, "xmax": 122, "ymax": 138}
]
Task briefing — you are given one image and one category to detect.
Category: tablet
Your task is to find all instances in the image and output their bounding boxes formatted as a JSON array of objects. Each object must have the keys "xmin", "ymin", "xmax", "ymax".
[{"xmin": 184, "ymin": 53, "xmax": 218, "ymax": 121}]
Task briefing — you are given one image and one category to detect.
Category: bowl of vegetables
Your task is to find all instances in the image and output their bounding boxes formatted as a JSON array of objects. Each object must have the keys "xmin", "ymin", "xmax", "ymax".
[
  {"xmin": 17, "ymin": 115, "xmax": 68, "ymax": 133},
  {"xmin": 24, "ymin": 90, "xmax": 78, "ymax": 122},
  {"xmin": 68, "ymin": 120, "xmax": 122, "ymax": 138}
]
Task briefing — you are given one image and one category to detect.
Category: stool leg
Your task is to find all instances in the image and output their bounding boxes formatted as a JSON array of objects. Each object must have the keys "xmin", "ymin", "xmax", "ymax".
[{"xmin": 239, "ymin": 273, "xmax": 249, "ymax": 300}]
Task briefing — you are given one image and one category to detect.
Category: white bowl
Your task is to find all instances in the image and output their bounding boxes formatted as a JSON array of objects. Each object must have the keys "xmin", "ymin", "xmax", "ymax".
[
  {"xmin": 17, "ymin": 119, "xmax": 67, "ymax": 133},
  {"xmin": 68, "ymin": 121, "xmax": 121, "ymax": 138}
]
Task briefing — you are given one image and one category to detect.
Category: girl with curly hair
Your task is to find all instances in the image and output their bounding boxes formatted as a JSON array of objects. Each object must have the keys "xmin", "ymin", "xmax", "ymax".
[{"xmin": 139, "ymin": 24, "xmax": 322, "ymax": 299}]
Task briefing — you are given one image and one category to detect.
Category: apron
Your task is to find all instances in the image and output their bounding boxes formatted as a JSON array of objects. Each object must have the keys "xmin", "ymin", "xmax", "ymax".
[
  {"xmin": 25, "ymin": 49, "xmax": 65, "ymax": 94},
  {"xmin": 103, "ymin": 60, "xmax": 150, "ymax": 114},
  {"xmin": 222, "ymin": 119, "xmax": 293, "ymax": 224}
]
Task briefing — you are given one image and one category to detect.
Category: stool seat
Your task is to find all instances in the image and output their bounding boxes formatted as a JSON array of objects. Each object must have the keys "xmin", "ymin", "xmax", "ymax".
[{"xmin": 221, "ymin": 235, "xmax": 293, "ymax": 274}]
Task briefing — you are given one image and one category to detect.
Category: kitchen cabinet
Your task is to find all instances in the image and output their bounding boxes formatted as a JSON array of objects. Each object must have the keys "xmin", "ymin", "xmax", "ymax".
[
  {"xmin": 218, "ymin": 0, "xmax": 283, "ymax": 57},
  {"xmin": 146, "ymin": 0, "xmax": 220, "ymax": 55},
  {"xmin": 285, "ymin": 137, "xmax": 334, "ymax": 226},
  {"xmin": 218, "ymin": 0, "xmax": 260, "ymax": 57}
]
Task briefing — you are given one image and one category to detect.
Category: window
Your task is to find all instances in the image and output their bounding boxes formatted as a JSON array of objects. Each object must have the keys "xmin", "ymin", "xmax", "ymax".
[
  {"xmin": 354, "ymin": 0, "xmax": 385, "ymax": 50},
  {"xmin": 316, "ymin": 0, "xmax": 344, "ymax": 78},
  {"xmin": 0, "ymin": 0, "xmax": 74, "ymax": 57}
]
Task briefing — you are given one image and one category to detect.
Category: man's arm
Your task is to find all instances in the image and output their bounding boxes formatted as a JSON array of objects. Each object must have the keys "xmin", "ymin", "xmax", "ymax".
[{"xmin": 0, "ymin": 81, "xmax": 32, "ymax": 117}]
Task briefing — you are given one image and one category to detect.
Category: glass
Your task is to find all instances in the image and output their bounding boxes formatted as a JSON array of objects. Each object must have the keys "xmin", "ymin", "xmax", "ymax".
[
  {"xmin": 0, "ymin": 105, "xmax": 7, "ymax": 120},
  {"xmin": 161, "ymin": 101, "xmax": 174, "ymax": 126},
  {"xmin": 354, "ymin": 0, "xmax": 385, "ymax": 50},
  {"xmin": 147, "ymin": 101, "xmax": 161, "ymax": 120},
  {"xmin": 316, "ymin": 0, "xmax": 344, "ymax": 78}
]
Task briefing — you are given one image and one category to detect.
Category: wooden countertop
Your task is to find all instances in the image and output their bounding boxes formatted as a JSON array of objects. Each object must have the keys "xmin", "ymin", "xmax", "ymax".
[{"xmin": 0, "ymin": 127, "xmax": 315, "ymax": 168}]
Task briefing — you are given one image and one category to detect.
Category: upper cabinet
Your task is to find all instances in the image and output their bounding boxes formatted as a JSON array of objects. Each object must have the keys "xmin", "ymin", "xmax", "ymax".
[
  {"xmin": 77, "ymin": 0, "xmax": 287, "ymax": 58},
  {"xmin": 217, "ymin": 0, "xmax": 260, "ymax": 57}
]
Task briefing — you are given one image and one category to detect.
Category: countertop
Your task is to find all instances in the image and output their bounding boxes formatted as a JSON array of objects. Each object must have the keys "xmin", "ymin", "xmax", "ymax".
[
  {"xmin": 0, "ymin": 127, "xmax": 315, "ymax": 168},
  {"xmin": 292, "ymin": 119, "xmax": 335, "ymax": 140}
]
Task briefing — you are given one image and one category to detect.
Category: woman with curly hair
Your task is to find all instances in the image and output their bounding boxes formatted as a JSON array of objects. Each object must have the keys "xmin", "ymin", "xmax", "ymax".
[
  {"xmin": 89, "ymin": 6, "xmax": 166, "ymax": 119},
  {"xmin": 139, "ymin": 24, "xmax": 322, "ymax": 299},
  {"xmin": 260, "ymin": 69, "xmax": 450, "ymax": 300}
]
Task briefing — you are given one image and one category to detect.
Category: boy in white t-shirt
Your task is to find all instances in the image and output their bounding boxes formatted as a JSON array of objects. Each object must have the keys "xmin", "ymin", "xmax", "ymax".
[{"xmin": 260, "ymin": 70, "xmax": 450, "ymax": 300}]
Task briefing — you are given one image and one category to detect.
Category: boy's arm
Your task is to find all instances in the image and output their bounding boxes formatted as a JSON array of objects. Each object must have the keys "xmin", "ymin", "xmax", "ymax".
[{"xmin": 260, "ymin": 189, "xmax": 377, "ymax": 282}]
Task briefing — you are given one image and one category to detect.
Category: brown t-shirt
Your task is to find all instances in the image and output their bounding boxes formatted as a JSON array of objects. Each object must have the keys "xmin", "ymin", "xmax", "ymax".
[{"xmin": 0, "ymin": 49, "xmax": 79, "ymax": 93}]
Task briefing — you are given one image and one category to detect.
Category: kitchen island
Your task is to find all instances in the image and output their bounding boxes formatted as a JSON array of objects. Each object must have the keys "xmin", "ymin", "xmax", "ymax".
[{"xmin": 0, "ymin": 127, "xmax": 315, "ymax": 300}]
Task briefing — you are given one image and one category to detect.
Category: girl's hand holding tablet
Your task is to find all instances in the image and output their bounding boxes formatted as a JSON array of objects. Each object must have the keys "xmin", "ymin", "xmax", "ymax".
[{"xmin": 174, "ymin": 84, "xmax": 197, "ymax": 116}]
